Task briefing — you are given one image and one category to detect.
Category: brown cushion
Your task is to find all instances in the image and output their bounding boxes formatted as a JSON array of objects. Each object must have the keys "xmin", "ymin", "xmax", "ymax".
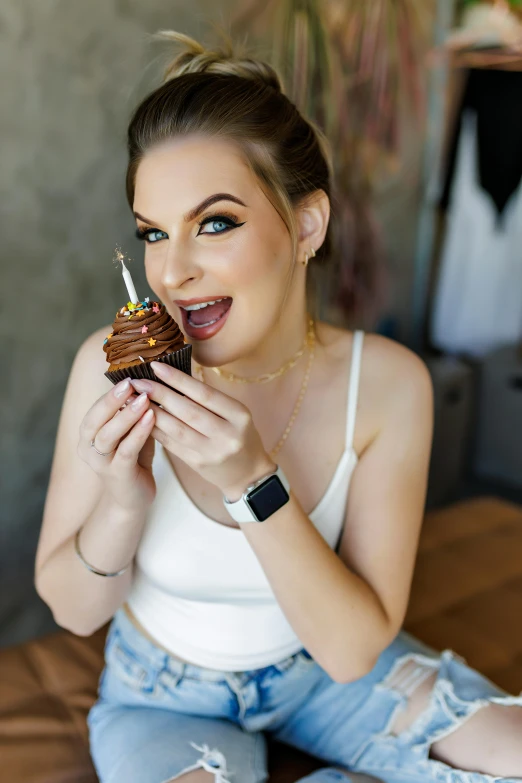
[{"xmin": 1, "ymin": 496, "xmax": 522, "ymax": 782}]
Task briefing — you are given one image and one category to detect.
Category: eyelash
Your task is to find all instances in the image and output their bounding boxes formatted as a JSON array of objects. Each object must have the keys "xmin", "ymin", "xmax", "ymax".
[{"xmin": 134, "ymin": 213, "xmax": 244, "ymax": 244}]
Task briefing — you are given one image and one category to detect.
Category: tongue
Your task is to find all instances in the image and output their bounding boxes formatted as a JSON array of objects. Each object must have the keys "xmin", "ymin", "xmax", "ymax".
[{"xmin": 189, "ymin": 298, "xmax": 232, "ymax": 326}]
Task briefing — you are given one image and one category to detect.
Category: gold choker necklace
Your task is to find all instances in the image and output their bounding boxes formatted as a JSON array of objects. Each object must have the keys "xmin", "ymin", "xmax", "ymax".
[{"xmin": 193, "ymin": 316, "xmax": 315, "ymax": 384}]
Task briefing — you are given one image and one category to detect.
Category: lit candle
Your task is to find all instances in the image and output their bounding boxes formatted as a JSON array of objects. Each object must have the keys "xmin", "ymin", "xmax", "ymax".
[{"xmin": 114, "ymin": 246, "xmax": 139, "ymax": 304}]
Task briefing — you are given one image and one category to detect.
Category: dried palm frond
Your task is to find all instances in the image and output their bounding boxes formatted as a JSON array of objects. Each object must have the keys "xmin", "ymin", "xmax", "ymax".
[{"xmin": 231, "ymin": 0, "xmax": 431, "ymax": 326}]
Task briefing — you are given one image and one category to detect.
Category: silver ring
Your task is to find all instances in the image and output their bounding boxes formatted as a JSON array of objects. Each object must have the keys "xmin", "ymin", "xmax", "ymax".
[{"xmin": 90, "ymin": 438, "xmax": 114, "ymax": 457}]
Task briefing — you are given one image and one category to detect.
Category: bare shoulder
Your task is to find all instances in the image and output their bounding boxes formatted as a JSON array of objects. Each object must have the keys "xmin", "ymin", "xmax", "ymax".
[
  {"xmin": 62, "ymin": 324, "xmax": 115, "ymax": 407},
  {"xmin": 361, "ymin": 330, "xmax": 431, "ymax": 387},
  {"xmin": 76, "ymin": 324, "xmax": 114, "ymax": 376},
  {"xmin": 318, "ymin": 323, "xmax": 433, "ymax": 445},
  {"xmin": 318, "ymin": 321, "xmax": 429, "ymax": 375},
  {"xmin": 361, "ymin": 331, "xmax": 433, "ymax": 439}
]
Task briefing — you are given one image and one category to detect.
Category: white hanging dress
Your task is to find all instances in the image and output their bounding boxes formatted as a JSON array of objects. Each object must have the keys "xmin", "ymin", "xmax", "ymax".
[{"xmin": 430, "ymin": 110, "xmax": 522, "ymax": 358}]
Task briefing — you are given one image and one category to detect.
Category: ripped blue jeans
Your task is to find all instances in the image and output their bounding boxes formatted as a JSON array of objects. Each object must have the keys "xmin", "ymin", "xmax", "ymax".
[{"xmin": 88, "ymin": 608, "xmax": 522, "ymax": 783}]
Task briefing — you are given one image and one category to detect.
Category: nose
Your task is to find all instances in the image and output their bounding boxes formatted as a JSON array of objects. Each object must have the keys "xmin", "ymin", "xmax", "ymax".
[{"xmin": 160, "ymin": 241, "xmax": 200, "ymax": 292}]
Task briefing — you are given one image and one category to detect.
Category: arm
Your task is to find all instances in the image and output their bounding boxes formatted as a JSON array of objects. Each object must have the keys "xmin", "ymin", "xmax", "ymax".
[
  {"xmin": 35, "ymin": 327, "xmax": 153, "ymax": 636},
  {"xmin": 237, "ymin": 337, "xmax": 434, "ymax": 682},
  {"xmin": 36, "ymin": 492, "xmax": 146, "ymax": 636}
]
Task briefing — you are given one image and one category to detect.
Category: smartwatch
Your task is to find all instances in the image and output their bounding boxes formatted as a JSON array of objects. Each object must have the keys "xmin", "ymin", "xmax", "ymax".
[{"xmin": 223, "ymin": 464, "xmax": 290, "ymax": 523}]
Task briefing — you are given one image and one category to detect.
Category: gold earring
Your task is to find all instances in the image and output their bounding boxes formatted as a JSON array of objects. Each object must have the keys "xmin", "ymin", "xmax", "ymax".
[
  {"xmin": 310, "ymin": 247, "xmax": 316, "ymax": 258},
  {"xmin": 302, "ymin": 252, "xmax": 309, "ymax": 267}
]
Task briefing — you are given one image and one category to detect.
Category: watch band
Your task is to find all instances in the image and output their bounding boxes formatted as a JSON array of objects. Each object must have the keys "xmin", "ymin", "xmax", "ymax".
[{"xmin": 223, "ymin": 464, "xmax": 290, "ymax": 523}]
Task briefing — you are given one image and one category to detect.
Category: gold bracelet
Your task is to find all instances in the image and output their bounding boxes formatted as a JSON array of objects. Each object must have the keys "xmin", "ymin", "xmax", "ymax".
[{"xmin": 74, "ymin": 527, "xmax": 132, "ymax": 578}]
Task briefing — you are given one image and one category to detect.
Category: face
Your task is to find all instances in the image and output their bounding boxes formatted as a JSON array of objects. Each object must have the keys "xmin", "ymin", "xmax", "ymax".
[{"xmin": 133, "ymin": 135, "xmax": 320, "ymax": 374}]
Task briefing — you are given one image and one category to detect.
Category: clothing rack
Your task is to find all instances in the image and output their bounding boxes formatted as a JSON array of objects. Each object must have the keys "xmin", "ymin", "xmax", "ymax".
[{"xmin": 409, "ymin": 0, "xmax": 522, "ymax": 353}]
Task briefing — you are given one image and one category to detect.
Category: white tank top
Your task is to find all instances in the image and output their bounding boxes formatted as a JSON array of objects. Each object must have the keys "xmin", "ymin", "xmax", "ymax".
[{"xmin": 127, "ymin": 330, "xmax": 365, "ymax": 671}]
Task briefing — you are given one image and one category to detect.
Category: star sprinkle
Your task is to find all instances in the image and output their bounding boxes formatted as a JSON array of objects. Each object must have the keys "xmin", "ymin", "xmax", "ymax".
[
  {"xmin": 144, "ymin": 297, "xmax": 150, "ymax": 303},
  {"xmin": 127, "ymin": 302, "xmax": 137, "ymax": 311},
  {"xmin": 141, "ymin": 325, "xmax": 148, "ymax": 334},
  {"xmin": 148, "ymin": 337, "xmax": 157, "ymax": 347},
  {"xmin": 137, "ymin": 309, "xmax": 145, "ymax": 317},
  {"xmin": 152, "ymin": 305, "xmax": 160, "ymax": 313}
]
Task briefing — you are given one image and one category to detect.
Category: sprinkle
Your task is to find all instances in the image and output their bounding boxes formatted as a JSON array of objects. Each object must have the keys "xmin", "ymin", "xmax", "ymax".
[
  {"xmin": 152, "ymin": 305, "xmax": 160, "ymax": 313},
  {"xmin": 106, "ymin": 333, "xmax": 113, "ymax": 340},
  {"xmin": 141, "ymin": 325, "xmax": 148, "ymax": 334},
  {"xmin": 144, "ymin": 297, "xmax": 150, "ymax": 303},
  {"xmin": 137, "ymin": 309, "xmax": 145, "ymax": 317},
  {"xmin": 128, "ymin": 314, "xmax": 133, "ymax": 320},
  {"xmin": 103, "ymin": 338, "xmax": 108, "ymax": 345},
  {"xmin": 138, "ymin": 355, "xmax": 145, "ymax": 362},
  {"xmin": 119, "ymin": 307, "xmax": 125, "ymax": 314},
  {"xmin": 127, "ymin": 302, "xmax": 137, "ymax": 311},
  {"xmin": 148, "ymin": 337, "xmax": 157, "ymax": 347}
]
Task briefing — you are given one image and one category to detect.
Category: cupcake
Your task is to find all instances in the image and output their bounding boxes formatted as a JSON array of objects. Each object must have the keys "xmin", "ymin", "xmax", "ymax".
[{"xmin": 103, "ymin": 297, "xmax": 192, "ymax": 388}]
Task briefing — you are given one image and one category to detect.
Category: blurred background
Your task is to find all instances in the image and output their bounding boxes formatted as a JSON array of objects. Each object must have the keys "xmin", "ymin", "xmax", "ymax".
[{"xmin": 2, "ymin": 0, "xmax": 522, "ymax": 654}]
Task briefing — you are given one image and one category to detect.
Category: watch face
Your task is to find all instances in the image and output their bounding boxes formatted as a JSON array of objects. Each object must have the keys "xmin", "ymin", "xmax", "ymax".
[{"xmin": 247, "ymin": 475, "xmax": 290, "ymax": 522}]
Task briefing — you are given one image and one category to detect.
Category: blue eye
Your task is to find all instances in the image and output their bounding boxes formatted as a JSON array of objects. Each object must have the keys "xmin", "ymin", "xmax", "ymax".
[
  {"xmin": 135, "ymin": 227, "xmax": 167, "ymax": 244},
  {"xmin": 197, "ymin": 215, "xmax": 244, "ymax": 236},
  {"xmin": 201, "ymin": 219, "xmax": 229, "ymax": 233}
]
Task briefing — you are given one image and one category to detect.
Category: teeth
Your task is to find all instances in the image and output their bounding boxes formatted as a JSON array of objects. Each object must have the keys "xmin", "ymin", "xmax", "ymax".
[
  {"xmin": 190, "ymin": 318, "xmax": 220, "ymax": 328},
  {"xmin": 183, "ymin": 298, "xmax": 226, "ymax": 311}
]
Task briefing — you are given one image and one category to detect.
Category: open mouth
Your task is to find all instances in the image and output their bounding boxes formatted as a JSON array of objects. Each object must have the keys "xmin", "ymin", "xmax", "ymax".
[{"xmin": 180, "ymin": 297, "xmax": 233, "ymax": 340}]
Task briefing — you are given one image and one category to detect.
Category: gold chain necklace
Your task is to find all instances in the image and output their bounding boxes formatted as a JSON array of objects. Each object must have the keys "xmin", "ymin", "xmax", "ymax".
[
  {"xmin": 193, "ymin": 316, "xmax": 316, "ymax": 458},
  {"xmin": 269, "ymin": 323, "xmax": 315, "ymax": 458},
  {"xmin": 198, "ymin": 316, "xmax": 315, "ymax": 384}
]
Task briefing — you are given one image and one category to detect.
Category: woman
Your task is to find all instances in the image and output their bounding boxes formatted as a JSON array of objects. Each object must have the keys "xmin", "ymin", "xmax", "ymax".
[{"xmin": 35, "ymin": 31, "xmax": 522, "ymax": 783}]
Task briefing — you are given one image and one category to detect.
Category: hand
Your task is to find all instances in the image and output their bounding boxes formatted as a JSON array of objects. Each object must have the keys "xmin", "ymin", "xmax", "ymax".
[
  {"xmin": 78, "ymin": 379, "xmax": 157, "ymax": 516},
  {"xmin": 130, "ymin": 361, "xmax": 276, "ymax": 502}
]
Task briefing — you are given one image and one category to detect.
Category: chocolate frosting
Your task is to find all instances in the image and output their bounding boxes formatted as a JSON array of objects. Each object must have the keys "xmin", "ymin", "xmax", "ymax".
[{"xmin": 104, "ymin": 301, "xmax": 185, "ymax": 366}]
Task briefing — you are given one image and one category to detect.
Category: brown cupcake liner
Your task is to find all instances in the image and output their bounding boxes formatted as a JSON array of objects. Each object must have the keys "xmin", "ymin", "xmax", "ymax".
[{"xmin": 104, "ymin": 344, "xmax": 192, "ymax": 393}]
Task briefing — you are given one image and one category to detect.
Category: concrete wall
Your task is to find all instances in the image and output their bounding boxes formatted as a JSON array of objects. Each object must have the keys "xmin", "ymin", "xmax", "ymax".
[
  {"xmin": 1, "ymin": 0, "xmax": 237, "ymax": 646},
  {"xmin": 1, "ymin": 0, "xmax": 427, "ymax": 646}
]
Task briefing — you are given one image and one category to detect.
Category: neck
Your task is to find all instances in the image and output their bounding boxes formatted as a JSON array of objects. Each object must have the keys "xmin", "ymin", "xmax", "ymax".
[{"xmin": 193, "ymin": 308, "xmax": 313, "ymax": 398}]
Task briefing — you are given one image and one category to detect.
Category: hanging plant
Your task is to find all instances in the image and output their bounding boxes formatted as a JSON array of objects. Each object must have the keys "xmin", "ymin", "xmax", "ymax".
[{"xmin": 232, "ymin": 0, "xmax": 431, "ymax": 326}]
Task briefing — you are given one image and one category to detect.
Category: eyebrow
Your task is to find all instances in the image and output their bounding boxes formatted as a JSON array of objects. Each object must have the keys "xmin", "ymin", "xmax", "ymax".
[{"xmin": 133, "ymin": 193, "xmax": 248, "ymax": 226}]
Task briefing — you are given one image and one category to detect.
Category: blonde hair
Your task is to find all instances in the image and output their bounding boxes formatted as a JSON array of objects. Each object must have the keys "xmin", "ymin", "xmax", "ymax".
[{"xmin": 125, "ymin": 31, "xmax": 334, "ymax": 321}]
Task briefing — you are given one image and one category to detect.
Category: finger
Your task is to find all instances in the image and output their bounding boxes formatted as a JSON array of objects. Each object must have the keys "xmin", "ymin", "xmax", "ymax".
[
  {"xmin": 151, "ymin": 361, "xmax": 248, "ymax": 427},
  {"xmin": 150, "ymin": 404, "xmax": 208, "ymax": 455},
  {"xmin": 81, "ymin": 379, "xmax": 136, "ymax": 446},
  {"xmin": 131, "ymin": 377, "xmax": 227, "ymax": 440},
  {"xmin": 111, "ymin": 408, "xmax": 156, "ymax": 471},
  {"xmin": 89, "ymin": 392, "xmax": 152, "ymax": 458}
]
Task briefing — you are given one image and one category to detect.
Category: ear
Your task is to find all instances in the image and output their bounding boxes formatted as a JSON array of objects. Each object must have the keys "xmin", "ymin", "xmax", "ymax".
[{"xmin": 295, "ymin": 189, "xmax": 330, "ymax": 262}]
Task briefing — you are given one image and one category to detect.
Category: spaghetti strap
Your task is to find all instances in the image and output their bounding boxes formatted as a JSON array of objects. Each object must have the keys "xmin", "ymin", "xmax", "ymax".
[{"xmin": 345, "ymin": 330, "xmax": 364, "ymax": 452}]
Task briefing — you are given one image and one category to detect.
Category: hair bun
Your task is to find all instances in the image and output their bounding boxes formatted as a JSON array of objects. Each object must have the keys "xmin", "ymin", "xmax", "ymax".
[{"xmin": 152, "ymin": 30, "xmax": 283, "ymax": 93}]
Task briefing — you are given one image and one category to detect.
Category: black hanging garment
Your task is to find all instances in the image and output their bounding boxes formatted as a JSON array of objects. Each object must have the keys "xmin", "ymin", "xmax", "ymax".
[
  {"xmin": 441, "ymin": 68, "xmax": 522, "ymax": 225},
  {"xmin": 430, "ymin": 67, "xmax": 522, "ymax": 357}
]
